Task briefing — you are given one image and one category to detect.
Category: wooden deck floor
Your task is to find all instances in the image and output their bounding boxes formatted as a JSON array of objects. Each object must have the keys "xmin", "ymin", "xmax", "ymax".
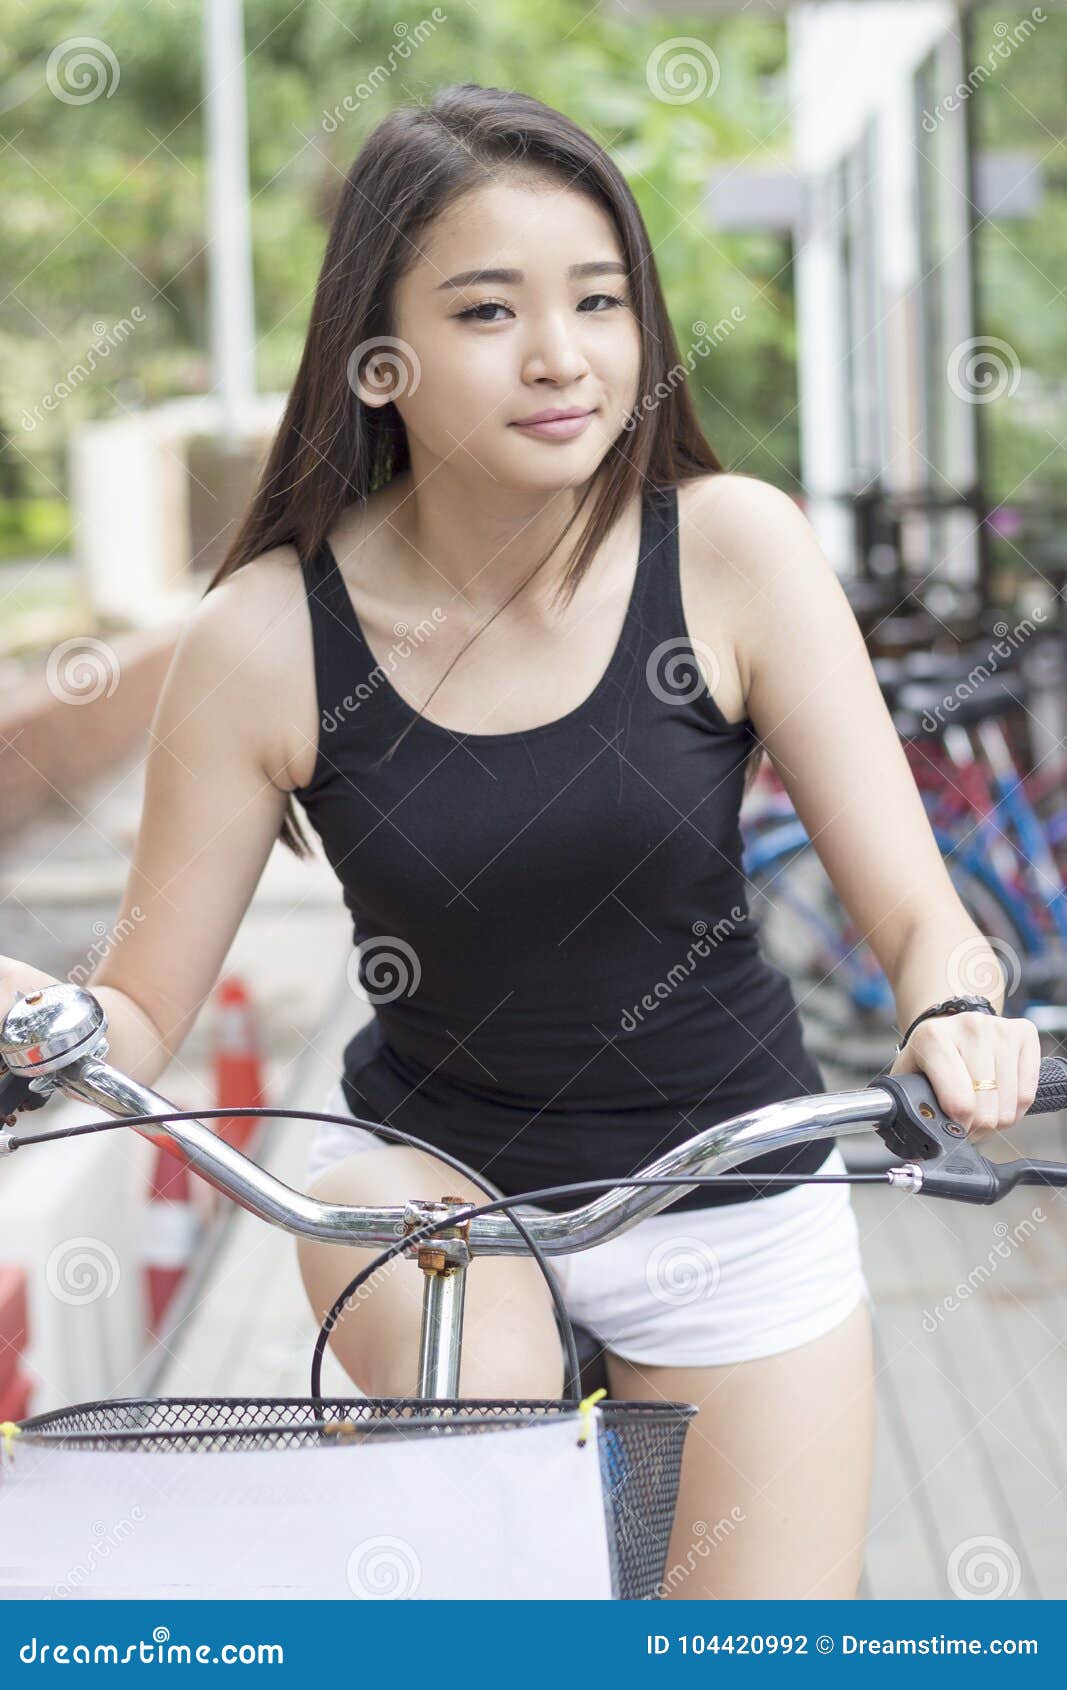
[
  {"xmin": 153, "ymin": 1047, "xmax": 1067, "ymax": 1601},
  {"xmin": 856, "ymin": 1106, "xmax": 1067, "ymax": 1600}
]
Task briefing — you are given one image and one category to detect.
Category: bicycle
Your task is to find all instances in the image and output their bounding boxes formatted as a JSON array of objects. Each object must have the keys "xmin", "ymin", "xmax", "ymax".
[
  {"xmin": 2, "ymin": 981, "xmax": 1067, "ymax": 1600},
  {"xmin": 742, "ymin": 647, "xmax": 1067, "ymax": 1082}
]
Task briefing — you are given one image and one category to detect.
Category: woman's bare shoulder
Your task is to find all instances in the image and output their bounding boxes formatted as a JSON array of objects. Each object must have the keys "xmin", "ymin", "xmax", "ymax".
[
  {"xmin": 674, "ymin": 474, "xmax": 774, "ymax": 723},
  {"xmin": 677, "ymin": 471, "xmax": 811, "ymax": 565},
  {"xmin": 675, "ymin": 473, "xmax": 821, "ymax": 716},
  {"xmin": 180, "ymin": 543, "xmax": 312, "ymax": 686},
  {"xmin": 170, "ymin": 541, "xmax": 317, "ymax": 791}
]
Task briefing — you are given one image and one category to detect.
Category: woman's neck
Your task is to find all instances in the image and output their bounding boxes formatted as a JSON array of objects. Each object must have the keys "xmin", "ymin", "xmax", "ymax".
[{"xmin": 378, "ymin": 469, "xmax": 592, "ymax": 616}]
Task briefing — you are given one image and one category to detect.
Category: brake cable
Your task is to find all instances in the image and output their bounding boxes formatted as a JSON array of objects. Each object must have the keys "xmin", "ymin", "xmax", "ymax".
[
  {"xmin": 0, "ymin": 1096, "xmax": 888, "ymax": 1403},
  {"xmin": 6, "ymin": 1066, "xmax": 1067, "ymax": 1400}
]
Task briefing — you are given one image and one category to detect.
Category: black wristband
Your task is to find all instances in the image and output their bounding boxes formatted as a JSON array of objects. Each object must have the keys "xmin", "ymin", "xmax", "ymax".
[{"xmin": 895, "ymin": 995, "xmax": 997, "ymax": 1054}]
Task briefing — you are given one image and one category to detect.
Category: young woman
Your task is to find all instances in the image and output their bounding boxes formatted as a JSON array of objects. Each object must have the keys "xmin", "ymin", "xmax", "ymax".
[{"xmin": 0, "ymin": 85, "xmax": 1041, "ymax": 1600}]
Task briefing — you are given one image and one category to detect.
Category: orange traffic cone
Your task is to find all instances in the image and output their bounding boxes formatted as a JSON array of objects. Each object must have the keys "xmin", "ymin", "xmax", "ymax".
[
  {"xmin": 143, "ymin": 1146, "xmax": 200, "ymax": 1334},
  {"xmin": 212, "ymin": 976, "xmax": 266, "ymax": 1154},
  {"xmin": 0, "ymin": 1266, "xmax": 33, "ymax": 1420}
]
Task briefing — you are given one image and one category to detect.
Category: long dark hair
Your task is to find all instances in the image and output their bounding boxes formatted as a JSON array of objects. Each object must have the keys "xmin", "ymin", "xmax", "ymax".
[{"xmin": 206, "ymin": 82, "xmax": 760, "ymax": 858}]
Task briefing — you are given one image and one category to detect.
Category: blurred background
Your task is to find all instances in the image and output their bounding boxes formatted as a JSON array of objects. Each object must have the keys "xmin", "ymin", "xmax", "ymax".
[{"xmin": 2, "ymin": 0, "xmax": 1067, "ymax": 1599}]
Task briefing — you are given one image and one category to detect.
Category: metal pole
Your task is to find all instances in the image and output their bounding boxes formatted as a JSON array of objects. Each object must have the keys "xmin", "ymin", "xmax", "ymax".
[
  {"xmin": 958, "ymin": 0, "xmax": 993, "ymax": 607},
  {"xmin": 416, "ymin": 1261, "xmax": 469, "ymax": 1400},
  {"xmin": 203, "ymin": 0, "xmax": 256, "ymax": 448}
]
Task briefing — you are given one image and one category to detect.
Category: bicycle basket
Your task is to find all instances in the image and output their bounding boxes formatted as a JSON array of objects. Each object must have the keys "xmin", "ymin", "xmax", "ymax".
[{"xmin": 13, "ymin": 1395, "xmax": 697, "ymax": 1601}]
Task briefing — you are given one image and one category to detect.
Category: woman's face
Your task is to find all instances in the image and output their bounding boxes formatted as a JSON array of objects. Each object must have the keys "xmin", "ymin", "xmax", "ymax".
[{"xmin": 361, "ymin": 175, "xmax": 643, "ymax": 492}]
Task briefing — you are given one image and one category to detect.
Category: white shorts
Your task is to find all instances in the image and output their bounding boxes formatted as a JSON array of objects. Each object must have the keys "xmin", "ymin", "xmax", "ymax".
[{"xmin": 304, "ymin": 1080, "xmax": 872, "ymax": 1368}]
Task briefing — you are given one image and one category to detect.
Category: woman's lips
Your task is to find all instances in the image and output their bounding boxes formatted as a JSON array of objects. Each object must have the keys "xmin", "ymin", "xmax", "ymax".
[{"xmin": 509, "ymin": 410, "xmax": 595, "ymax": 441}]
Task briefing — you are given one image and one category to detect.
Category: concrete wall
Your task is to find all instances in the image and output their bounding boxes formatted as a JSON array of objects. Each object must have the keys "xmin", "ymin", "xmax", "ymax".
[
  {"xmin": 0, "ymin": 627, "xmax": 179, "ymax": 837},
  {"xmin": 69, "ymin": 394, "xmax": 286, "ymax": 623}
]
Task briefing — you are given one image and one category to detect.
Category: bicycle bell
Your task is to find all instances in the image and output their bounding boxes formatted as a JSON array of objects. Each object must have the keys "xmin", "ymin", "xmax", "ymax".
[{"xmin": 0, "ymin": 982, "xmax": 109, "ymax": 1078}]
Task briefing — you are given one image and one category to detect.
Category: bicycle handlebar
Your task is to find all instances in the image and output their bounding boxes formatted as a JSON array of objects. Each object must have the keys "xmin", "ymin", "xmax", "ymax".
[{"xmin": 3, "ymin": 984, "xmax": 1067, "ymax": 1257}]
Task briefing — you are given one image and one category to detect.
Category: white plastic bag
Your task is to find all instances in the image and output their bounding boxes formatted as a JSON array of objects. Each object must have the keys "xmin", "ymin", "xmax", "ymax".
[{"xmin": 0, "ymin": 1411, "xmax": 614, "ymax": 1600}]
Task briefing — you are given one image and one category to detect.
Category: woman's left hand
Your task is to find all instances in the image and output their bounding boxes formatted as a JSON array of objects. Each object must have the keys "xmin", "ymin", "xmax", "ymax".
[{"xmin": 888, "ymin": 1011, "xmax": 1043, "ymax": 1134}]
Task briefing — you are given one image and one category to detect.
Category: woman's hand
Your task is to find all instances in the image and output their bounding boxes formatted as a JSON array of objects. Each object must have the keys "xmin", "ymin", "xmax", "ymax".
[
  {"xmin": 888, "ymin": 1011, "xmax": 1042, "ymax": 1134},
  {"xmin": 0, "ymin": 954, "xmax": 65, "ymax": 1016}
]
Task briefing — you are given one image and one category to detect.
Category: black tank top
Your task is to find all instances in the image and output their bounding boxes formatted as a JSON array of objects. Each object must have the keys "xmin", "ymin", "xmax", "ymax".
[{"xmin": 293, "ymin": 480, "xmax": 835, "ymax": 1214}]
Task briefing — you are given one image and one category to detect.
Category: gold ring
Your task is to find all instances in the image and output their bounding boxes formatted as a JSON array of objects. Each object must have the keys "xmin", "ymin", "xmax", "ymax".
[{"xmin": 972, "ymin": 1079, "xmax": 999, "ymax": 1091}]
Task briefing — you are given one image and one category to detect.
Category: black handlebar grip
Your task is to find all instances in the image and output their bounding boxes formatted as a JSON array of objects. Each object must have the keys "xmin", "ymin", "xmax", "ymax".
[{"xmin": 1028, "ymin": 1056, "xmax": 1067, "ymax": 1116}]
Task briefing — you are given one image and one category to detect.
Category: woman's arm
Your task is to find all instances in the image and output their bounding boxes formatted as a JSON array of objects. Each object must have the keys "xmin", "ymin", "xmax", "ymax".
[
  {"xmin": 1, "ymin": 550, "xmax": 303, "ymax": 1088},
  {"xmin": 688, "ymin": 473, "xmax": 1040, "ymax": 1133}
]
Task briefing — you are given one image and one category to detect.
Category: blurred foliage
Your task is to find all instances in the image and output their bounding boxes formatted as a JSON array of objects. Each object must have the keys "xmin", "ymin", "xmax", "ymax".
[
  {"xmin": 972, "ymin": 3, "xmax": 1067, "ymax": 513},
  {"xmin": 0, "ymin": 0, "xmax": 1063, "ymax": 559},
  {"xmin": 0, "ymin": 0, "xmax": 797, "ymax": 544},
  {"xmin": 0, "ymin": 497, "xmax": 72, "ymax": 561}
]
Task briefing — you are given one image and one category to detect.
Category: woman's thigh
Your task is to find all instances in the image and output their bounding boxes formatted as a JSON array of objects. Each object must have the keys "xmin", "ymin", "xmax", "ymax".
[
  {"xmin": 297, "ymin": 1142, "xmax": 567, "ymax": 1400},
  {"xmin": 606, "ymin": 1296, "xmax": 876, "ymax": 1599}
]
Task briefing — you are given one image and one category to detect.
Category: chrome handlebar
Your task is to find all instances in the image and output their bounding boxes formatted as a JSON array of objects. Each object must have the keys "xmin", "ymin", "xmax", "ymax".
[
  {"xmin": 0, "ymin": 983, "xmax": 901, "ymax": 1256},
  {"xmin": 55, "ymin": 1056, "xmax": 897, "ymax": 1252},
  {"xmin": 12, "ymin": 983, "xmax": 1067, "ymax": 1251}
]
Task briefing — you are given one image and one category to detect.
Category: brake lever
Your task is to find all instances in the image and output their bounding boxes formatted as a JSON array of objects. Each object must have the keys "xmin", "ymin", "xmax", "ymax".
[
  {"xmin": 867, "ymin": 1071, "xmax": 1000, "ymax": 1203},
  {"xmin": 867, "ymin": 1070, "xmax": 1067, "ymax": 1202},
  {"xmin": 0, "ymin": 1061, "xmax": 52, "ymax": 1126}
]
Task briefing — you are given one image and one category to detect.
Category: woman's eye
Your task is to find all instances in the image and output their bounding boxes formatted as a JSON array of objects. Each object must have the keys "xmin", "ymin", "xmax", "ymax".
[
  {"xmin": 578, "ymin": 292, "xmax": 626, "ymax": 312},
  {"xmin": 456, "ymin": 292, "xmax": 626, "ymax": 323},
  {"xmin": 457, "ymin": 300, "xmax": 512, "ymax": 323}
]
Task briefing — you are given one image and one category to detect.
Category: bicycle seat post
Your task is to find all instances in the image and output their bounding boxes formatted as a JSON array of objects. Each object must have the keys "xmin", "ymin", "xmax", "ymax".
[{"xmin": 402, "ymin": 1196, "xmax": 473, "ymax": 1403}]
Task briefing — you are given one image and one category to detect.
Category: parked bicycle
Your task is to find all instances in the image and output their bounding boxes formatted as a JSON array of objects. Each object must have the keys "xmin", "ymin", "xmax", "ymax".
[
  {"xmin": 2, "ymin": 982, "xmax": 1067, "ymax": 1599},
  {"xmin": 743, "ymin": 635, "xmax": 1067, "ymax": 1082}
]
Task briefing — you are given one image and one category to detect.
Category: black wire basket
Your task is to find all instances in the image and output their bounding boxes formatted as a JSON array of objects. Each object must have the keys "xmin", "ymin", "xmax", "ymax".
[{"xmin": 16, "ymin": 1395, "xmax": 698, "ymax": 1601}]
